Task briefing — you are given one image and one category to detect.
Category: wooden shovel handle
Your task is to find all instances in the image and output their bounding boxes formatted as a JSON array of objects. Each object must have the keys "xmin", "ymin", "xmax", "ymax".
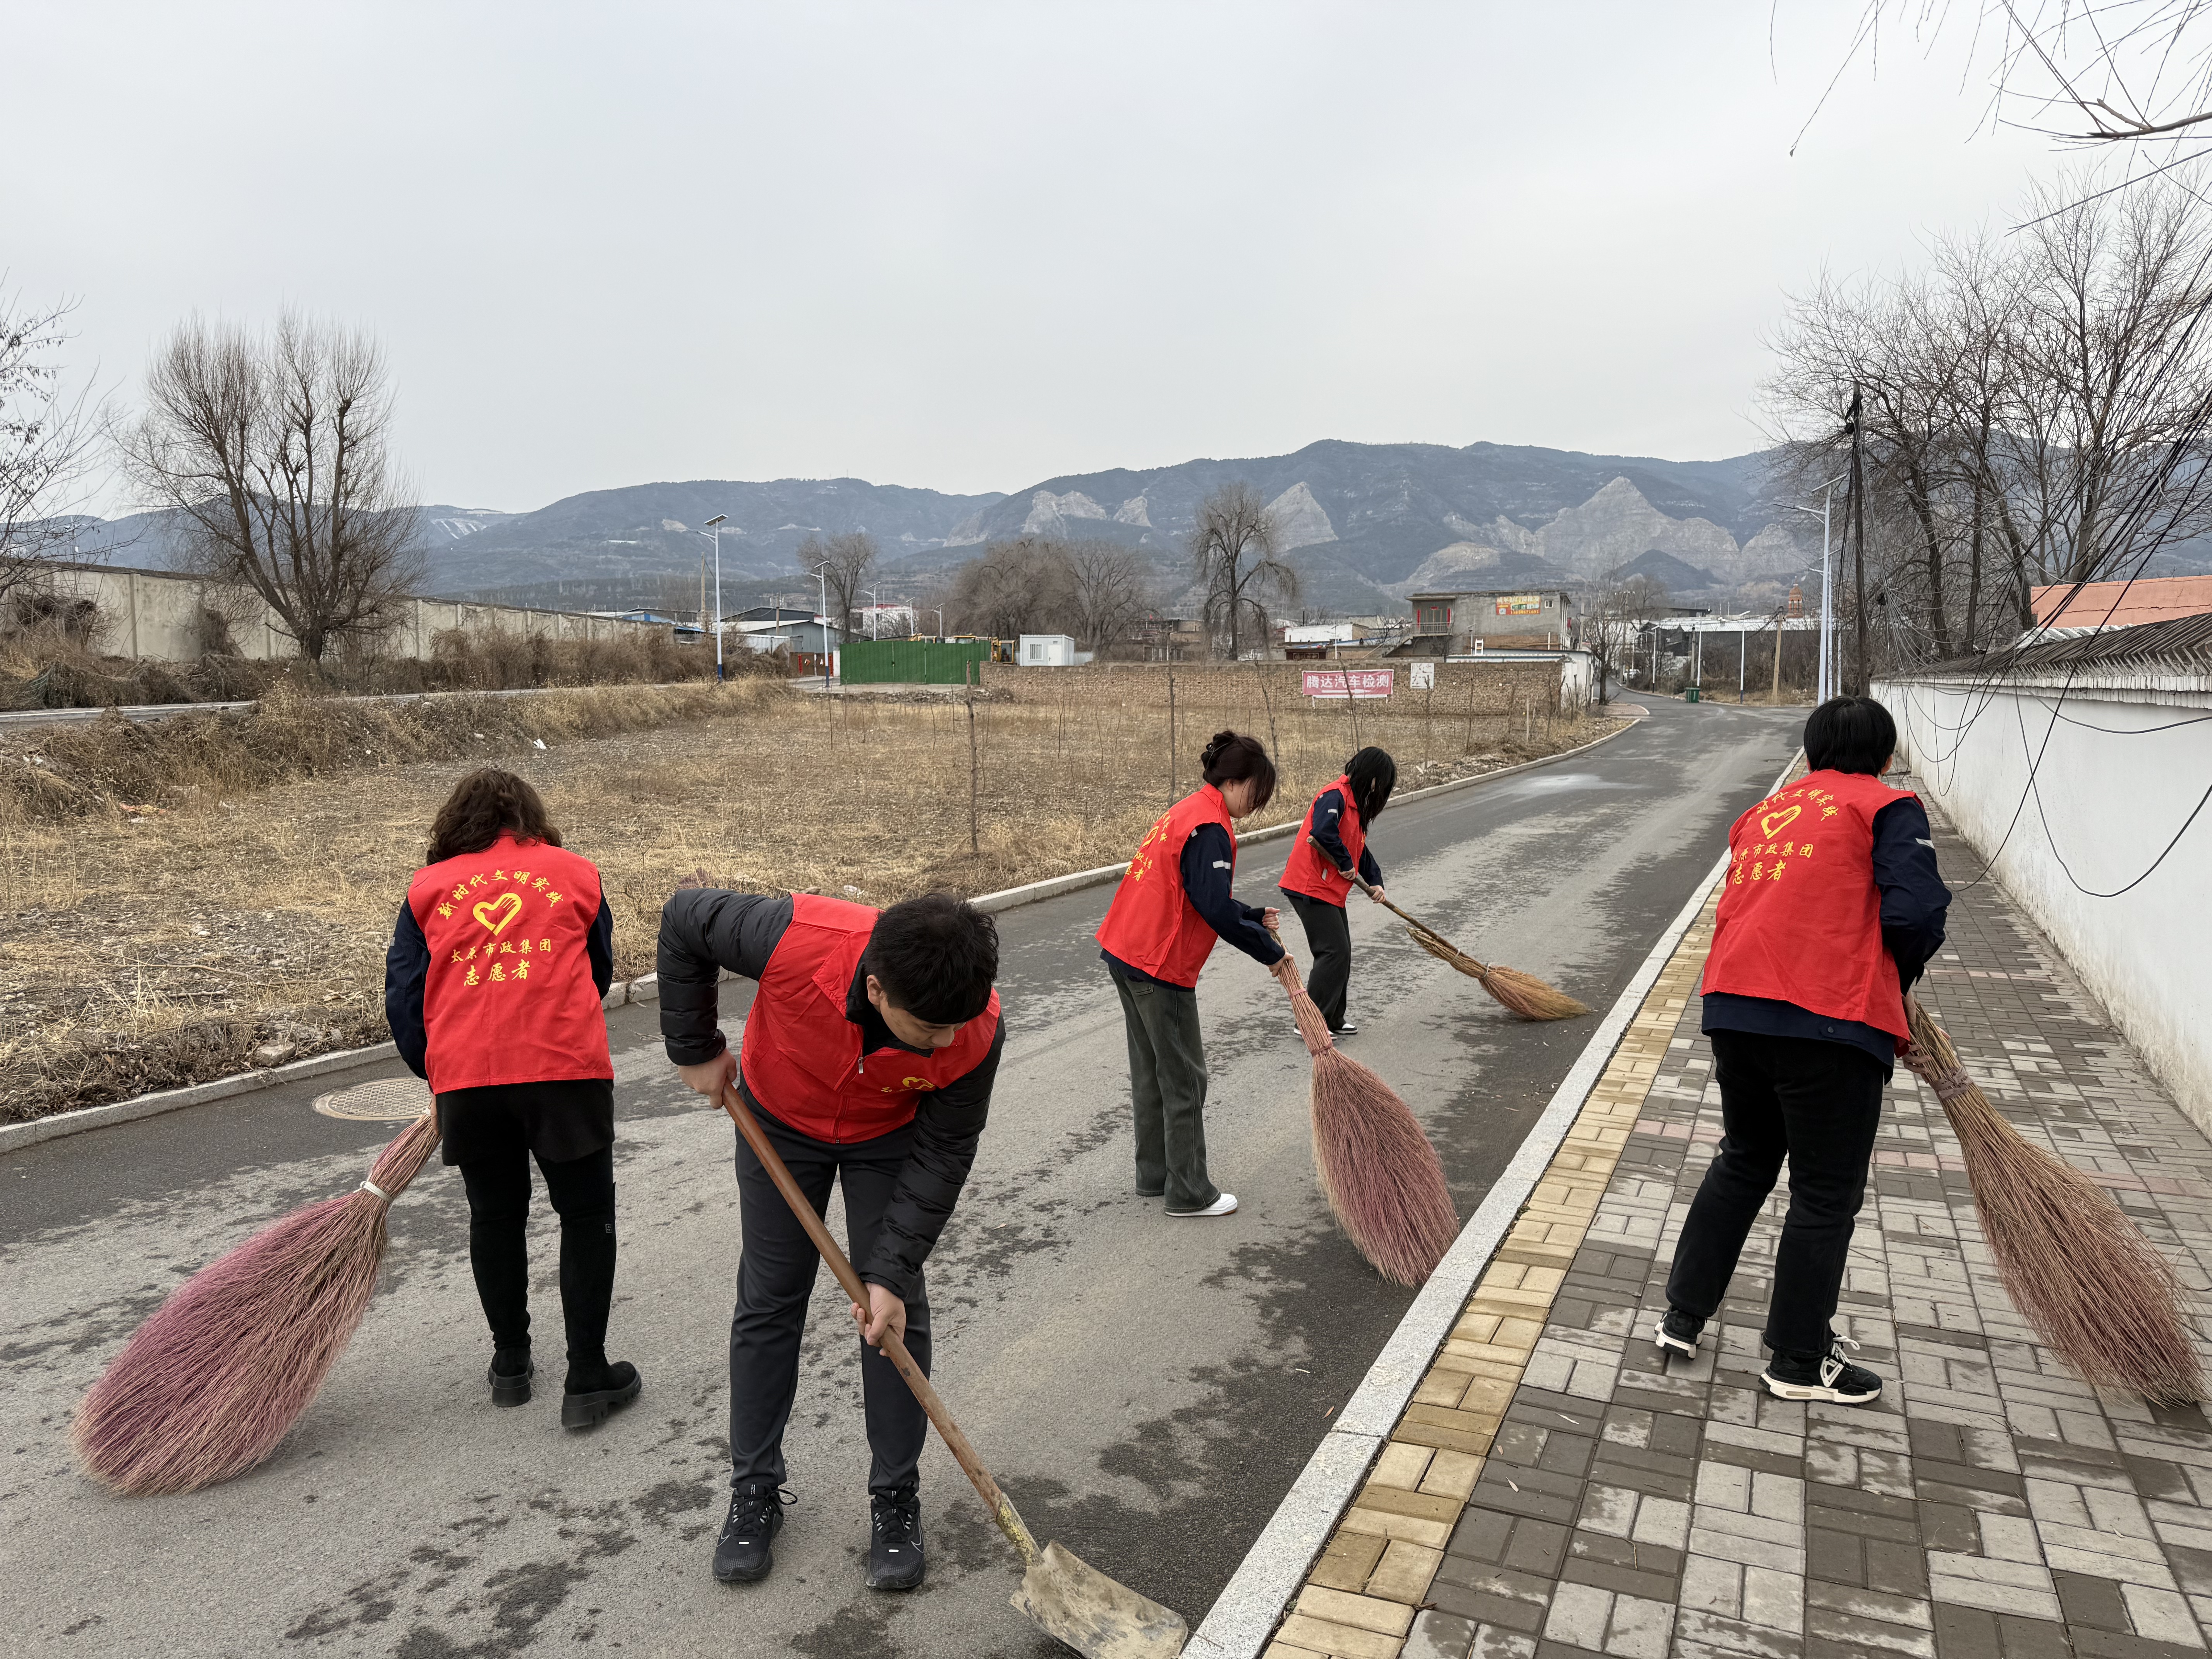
[
  {"xmin": 717, "ymin": 1084, "xmax": 1041, "ymax": 1566},
  {"xmin": 1309, "ymin": 835, "xmax": 1491, "ymax": 972}
]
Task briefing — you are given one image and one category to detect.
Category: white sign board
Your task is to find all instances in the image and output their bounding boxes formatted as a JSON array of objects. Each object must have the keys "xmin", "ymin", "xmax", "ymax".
[{"xmin": 1409, "ymin": 661, "xmax": 1435, "ymax": 690}]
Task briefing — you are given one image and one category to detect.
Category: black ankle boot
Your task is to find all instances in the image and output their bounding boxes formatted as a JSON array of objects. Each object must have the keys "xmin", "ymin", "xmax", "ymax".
[
  {"xmin": 561, "ymin": 1358, "xmax": 641, "ymax": 1430},
  {"xmin": 488, "ymin": 1346, "xmax": 533, "ymax": 1407}
]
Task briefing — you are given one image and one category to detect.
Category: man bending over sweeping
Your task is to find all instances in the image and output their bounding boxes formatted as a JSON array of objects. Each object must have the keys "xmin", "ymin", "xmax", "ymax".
[{"xmin": 659, "ymin": 889, "xmax": 1003, "ymax": 1593}]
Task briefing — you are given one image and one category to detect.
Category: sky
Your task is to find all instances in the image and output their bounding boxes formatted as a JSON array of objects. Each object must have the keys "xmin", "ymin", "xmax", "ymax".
[{"xmin": 13, "ymin": 2, "xmax": 2066, "ymax": 513}]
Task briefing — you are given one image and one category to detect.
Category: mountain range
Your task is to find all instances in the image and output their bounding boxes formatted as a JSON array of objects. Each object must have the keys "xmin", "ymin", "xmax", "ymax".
[{"xmin": 45, "ymin": 439, "xmax": 1889, "ymax": 616}]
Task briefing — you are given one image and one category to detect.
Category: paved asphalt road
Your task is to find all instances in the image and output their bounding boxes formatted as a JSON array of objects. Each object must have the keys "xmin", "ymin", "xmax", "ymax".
[{"xmin": 3, "ymin": 697, "xmax": 1800, "ymax": 1659}]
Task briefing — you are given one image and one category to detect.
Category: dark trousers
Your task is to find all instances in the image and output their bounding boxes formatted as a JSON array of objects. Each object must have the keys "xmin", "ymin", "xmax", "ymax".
[
  {"xmin": 729, "ymin": 1105, "xmax": 930, "ymax": 1497},
  {"xmin": 1112, "ymin": 971, "xmax": 1218, "ymax": 1212},
  {"xmin": 457, "ymin": 1144, "xmax": 618, "ymax": 1370},
  {"xmin": 1285, "ymin": 890, "xmax": 1354, "ymax": 1031},
  {"xmin": 1666, "ymin": 1030, "xmax": 1885, "ymax": 1356}
]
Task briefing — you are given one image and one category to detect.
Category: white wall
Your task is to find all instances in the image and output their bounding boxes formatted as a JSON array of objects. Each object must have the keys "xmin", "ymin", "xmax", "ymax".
[
  {"xmin": 31, "ymin": 563, "xmax": 671, "ymax": 663},
  {"xmin": 1877, "ymin": 671, "xmax": 2212, "ymax": 1130}
]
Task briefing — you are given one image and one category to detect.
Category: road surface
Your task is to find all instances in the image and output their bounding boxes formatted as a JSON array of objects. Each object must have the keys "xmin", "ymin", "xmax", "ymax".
[{"xmin": 2, "ymin": 696, "xmax": 1800, "ymax": 1658}]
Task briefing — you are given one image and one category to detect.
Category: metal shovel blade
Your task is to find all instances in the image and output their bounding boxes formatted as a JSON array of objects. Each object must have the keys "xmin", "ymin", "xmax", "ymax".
[{"xmin": 1010, "ymin": 1540, "xmax": 1187, "ymax": 1659}]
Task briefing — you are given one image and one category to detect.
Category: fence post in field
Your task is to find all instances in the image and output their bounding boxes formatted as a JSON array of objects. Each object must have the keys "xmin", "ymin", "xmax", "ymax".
[
  {"xmin": 1524, "ymin": 695, "xmax": 1531, "ymax": 745},
  {"xmin": 1167, "ymin": 669, "xmax": 1176, "ymax": 801},
  {"xmin": 1464, "ymin": 679, "xmax": 1476, "ymax": 754},
  {"xmin": 965, "ymin": 659, "xmax": 979, "ymax": 857},
  {"xmin": 1425, "ymin": 683, "xmax": 1434, "ymax": 763},
  {"xmin": 1252, "ymin": 659, "xmax": 1281, "ymax": 768}
]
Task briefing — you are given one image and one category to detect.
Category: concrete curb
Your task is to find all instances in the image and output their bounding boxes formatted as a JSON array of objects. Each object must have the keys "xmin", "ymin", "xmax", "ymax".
[
  {"xmin": 0, "ymin": 1042, "xmax": 401, "ymax": 1155},
  {"xmin": 0, "ymin": 714, "xmax": 1649, "ymax": 1154},
  {"xmin": 1181, "ymin": 745, "xmax": 1795, "ymax": 1659}
]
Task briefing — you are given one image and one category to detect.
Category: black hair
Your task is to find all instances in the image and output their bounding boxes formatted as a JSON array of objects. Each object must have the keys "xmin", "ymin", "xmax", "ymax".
[
  {"xmin": 864, "ymin": 893, "xmax": 999, "ymax": 1025},
  {"xmin": 1803, "ymin": 696, "xmax": 1898, "ymax": 776},
  {"xmin": 427, "ymin": 768, "xmax": 562, "ymax": 864},
  {"xmin": 1200, "ymin": 729, "xmax": 1277, "ymax": 811},
  {"xmin": 1344, "ymin": 746, "xmax": 1396, "ymax": 827}
]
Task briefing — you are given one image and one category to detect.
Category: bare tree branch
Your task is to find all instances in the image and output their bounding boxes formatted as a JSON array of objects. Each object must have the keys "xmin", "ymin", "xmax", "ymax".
[{"xmin": 1189, "ymin": 483, "xmax": 1298, "ymax": 660}]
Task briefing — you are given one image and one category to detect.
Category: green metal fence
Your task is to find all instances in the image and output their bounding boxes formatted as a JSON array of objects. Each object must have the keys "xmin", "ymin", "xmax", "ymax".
[{"xmin": 838, "ymin": 638, "xmax": 993, "ymax": 686}]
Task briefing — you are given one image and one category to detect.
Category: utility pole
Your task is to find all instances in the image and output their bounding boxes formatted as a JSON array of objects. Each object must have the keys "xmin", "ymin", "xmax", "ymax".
[
  {"xmin": 1846, "ymin": 386, "xmax": 1867, "ymax": 696},
  {"xmin": 811, "ymin": 560, "xmax": 833, "ymax": 687},
  {"xmin": 702, "ymin": 515, "xmax": 728, "ymax": 682}
]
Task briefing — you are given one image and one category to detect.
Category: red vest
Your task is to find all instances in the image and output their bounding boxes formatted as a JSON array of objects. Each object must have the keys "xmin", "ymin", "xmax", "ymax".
[
  {"xmin": 1094, "ymin": 785, "xmax": 1237, "ymax": 989},
  {"xmin": 406, "ymin": 832, "xmax": 612, "ymax": 1093},
  {"xmin": 740, "ymin": 894, "xmax": 1002, "ymax": 1144},
  {"xmin": 1278, "ymin": 776, "xmax": 1365, "ymax": 907},
  {"xmin": 1700, "ymin": 769, "xmax": 1915, "ymax": 1046}
]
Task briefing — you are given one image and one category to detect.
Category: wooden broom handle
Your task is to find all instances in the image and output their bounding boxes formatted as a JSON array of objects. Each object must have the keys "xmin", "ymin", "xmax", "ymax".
[
  {"xmin": 1310, "ymin": 835, "xmax": 1492, "ymax": 972},
  {"xmin": 716, "ymin": 1084, "xmax": 1041, "ymax": 1566}
]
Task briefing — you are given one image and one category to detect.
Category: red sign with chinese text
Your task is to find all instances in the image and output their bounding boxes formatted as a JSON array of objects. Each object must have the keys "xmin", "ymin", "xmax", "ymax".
[{"xmin": 1300, "ymin": 668, "xmax": 1394, "ymax": 699}]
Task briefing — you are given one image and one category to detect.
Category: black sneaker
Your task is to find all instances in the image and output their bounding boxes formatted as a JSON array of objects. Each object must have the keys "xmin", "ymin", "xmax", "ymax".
[
  {"xmin": 560, "ymin": 1359, "xmax": 641, "ymax": 1430},
  {"xmin": 1330, "ymin": 1021, "xmax": 1360, "ymax": 1037},
  {"xmin": 714, "ymin": 1483, "xmax": 792, "ymax": 1584},
  {"xmin": 867, "ymin": 1487, "xmax": 926, "ymax": 1591},
  {"xmin": 488, "ymin": 1346, "xmax": 533, "ymax": 1407},
  {"xmin": 1652, "ymin": 1309, "xmax": 1703, "ymax": 1359},
  {"xmin": 1762, "ymin": 1338, "xmax": 1882, "ymax": 1404}
]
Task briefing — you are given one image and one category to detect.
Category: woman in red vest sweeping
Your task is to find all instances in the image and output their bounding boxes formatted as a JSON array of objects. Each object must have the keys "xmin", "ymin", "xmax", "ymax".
[
  {"xmin": 1657, "ymin": 697, "xmax": 1949, "ymax": 1404},
  {"xmin": 659, "ymin": 888, "xmax": 1002, "ymax": 1595},
  {"xmin": 1279, "ymin": 746, "xmax": 1396, "ymax": 1037},
  {"xmin": 1096, "ymin": 730, "xmax": 1297, "ymax": 1219},
  {"xmin": 383, "ymin": 769, "xmax": 638, "ymax": 1430}
]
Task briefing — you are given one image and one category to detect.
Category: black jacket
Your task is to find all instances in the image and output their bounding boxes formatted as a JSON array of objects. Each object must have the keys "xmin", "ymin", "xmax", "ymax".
[{"xmin": 657, "ymin": 889, "xmax": 1002, "ymax": 1299}]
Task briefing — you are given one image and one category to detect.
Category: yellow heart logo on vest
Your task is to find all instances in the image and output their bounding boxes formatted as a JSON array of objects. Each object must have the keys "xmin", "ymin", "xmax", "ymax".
[
  {"xmin": 1760, "ymin": 803, "xmax": 1802, "ymax": 839},
  {"xmin": 474, "ymin": 892, "xmax": 524, "ymax": 936}
]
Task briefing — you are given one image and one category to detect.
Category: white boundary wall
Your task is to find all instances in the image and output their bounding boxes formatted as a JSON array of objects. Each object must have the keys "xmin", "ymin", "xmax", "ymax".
[
  {"xmin": 31, "ymin": 563, "xmax": 669, "ymax": 663},
  {"xmin": 1877, "ymin": 669, "xmax": 2212, "ymax": 1130}
]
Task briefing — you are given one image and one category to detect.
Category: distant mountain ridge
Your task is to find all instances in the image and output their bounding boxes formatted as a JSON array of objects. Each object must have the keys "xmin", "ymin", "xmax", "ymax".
[{"xmin": 52, "ymin": 440, "xmax": 1849, "ymax": 613}]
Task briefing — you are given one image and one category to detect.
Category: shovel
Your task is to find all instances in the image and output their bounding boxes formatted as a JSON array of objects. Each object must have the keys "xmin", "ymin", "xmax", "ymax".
[{"xmin": 717, "ymin": 1085, "xmax": 1187, "ymax": 1659}]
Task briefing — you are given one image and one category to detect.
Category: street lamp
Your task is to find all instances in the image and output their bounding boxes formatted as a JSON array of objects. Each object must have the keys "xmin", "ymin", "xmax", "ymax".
[
  {"xmin": 1784, "ymin": 478, "xmax": 1845, "ymax": 703},
  {"xmin": 808, "ymin": 559, "xmax": 833, "ymax": 688},
  {"xmin": 701, "ymin": 515, "xmax": 728, "ymax": 682},
  {"xmin": 863, "ymin": 585, "xmax": 881, "ymax": 640}
]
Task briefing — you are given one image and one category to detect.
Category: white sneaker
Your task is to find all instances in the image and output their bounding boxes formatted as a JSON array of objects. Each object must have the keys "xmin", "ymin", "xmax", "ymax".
[{"xmin": 1168, "ymin": 1192, "xmax": 1238, "ymax": 1218}]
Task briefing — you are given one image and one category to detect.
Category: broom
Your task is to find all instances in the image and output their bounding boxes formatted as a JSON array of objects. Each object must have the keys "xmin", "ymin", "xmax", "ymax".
[
  {"xmin": 1318, "ymin": 838, "xmax": 1589, "ymax": 1021},
  {"xmin": 1282, "ymin": 956, "xmax": 1460, "ymax": 1286},
  {"xmin": 1901, "ymin": 995, "xmax": 2202, "ymax": 1404},
  {"xmin": 72, "ymin": 1107, "xmax": 444, "ymax": 1495}
]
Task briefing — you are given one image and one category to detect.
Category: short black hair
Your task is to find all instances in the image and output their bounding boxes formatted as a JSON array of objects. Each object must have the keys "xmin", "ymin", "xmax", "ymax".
[
  {"xmin": 864, "ymin": 894, "xmax": 998, "ymax": 1025},
  {"xmin": 1201, "ymin": 729, "xmax": 1277, "ymax": 810},
  {"xmin": 1803, "ymin": 696, "xmax": 1897, "ymax": 776}
]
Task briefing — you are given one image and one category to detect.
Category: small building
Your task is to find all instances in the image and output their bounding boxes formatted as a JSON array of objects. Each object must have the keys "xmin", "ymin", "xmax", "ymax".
[
  {"xmin": 1404, "ymin": 591, "xmax": 1577, "ymax": 655},
  {"xmin": 730, "ymin": 614, "xmax": 842, "ymax": 655},
  {"xmin": 1018, "ymin": 634, "xmax": 1078, "ymax": 667}
]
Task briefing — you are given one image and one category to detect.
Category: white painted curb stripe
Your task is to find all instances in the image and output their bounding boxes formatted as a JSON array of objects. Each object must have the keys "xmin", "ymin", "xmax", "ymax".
[
  {"xmin": 0, "ymin": 714, "xmax": 1648, "ymax": 1154},
  {"xmin": 1181, "ymin": 747, "xmax": 1793, "ymax": 1659}
]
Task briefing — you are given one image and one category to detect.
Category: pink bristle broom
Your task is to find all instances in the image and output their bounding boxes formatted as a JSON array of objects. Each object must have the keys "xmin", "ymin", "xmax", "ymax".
[{"xmin": 72, "ymin": 1109, "xmax": 442, "ymax": 1495}]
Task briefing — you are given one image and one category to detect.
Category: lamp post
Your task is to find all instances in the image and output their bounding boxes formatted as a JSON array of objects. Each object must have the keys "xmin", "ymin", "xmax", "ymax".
[
  {"xmin": 1785, "ymin": 477, "xmax": 1845, "ymax": 702},
  {"xmin": 701, "ymin": 515, "xmax": 728, "ymax": 682},
  {"xmin": 809, "ymin": 559, "xmax": 833, "ymax": 688},
  {"xmin": 864, "ymin": 586, "xmax": 881, "ymax": 640}
]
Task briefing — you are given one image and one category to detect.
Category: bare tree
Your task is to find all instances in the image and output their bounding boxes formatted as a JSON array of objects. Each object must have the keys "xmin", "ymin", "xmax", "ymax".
[
  {"xmin": 0, "ymin": 291, "xmax": 100, "ymax": 600},
  {"xmin": 799, "ymin": 530, "xmax": 877, "ymax": 639},
  {"xmin": 1065, "ymin": 541, "xmax": 1150, "ymax": 654},
  {"xmin": 1190, "ymin": 482, "xmax": 1298, "ymax": 659},
  {"xmin": 950, "ymin": 538, "xmax": 1074, "ymax": 638},
  {"xmin": 118, "ymin": 314, "xmax": 423, "ymax": 662}
]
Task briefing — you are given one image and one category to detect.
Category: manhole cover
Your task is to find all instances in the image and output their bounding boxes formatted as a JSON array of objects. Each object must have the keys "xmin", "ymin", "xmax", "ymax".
[{"xmin": 313, "ymin": 1075, "xmax": 434, "ymax": 1121}]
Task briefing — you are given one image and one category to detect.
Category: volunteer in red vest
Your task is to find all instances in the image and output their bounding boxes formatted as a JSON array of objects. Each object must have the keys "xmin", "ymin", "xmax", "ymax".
[
  {"xmin": 1096, "ymin": 730, "xmax": 1297, "ymax": 1220},
  {"xmin": 659, "ymin": 888, "xmax": 1003, "ymax": 1595},
  {"xmin": 1657, "ymin": 696, "xmax": 1948, "ymax": 1405},
  {"xmin": 1279, "ymin": 746, "xmax": 1396, "ymax": 1037},
  {"xmin": 383, "ymin": 768, "xmax": 636, "ymax": 1430}
]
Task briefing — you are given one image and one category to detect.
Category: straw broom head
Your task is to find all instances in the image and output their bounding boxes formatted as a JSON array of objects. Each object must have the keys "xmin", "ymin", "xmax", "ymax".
[
  {"xmin": 1903, "ymin": 998, "xmax": 2203, "ymax": 1405},
  {"xmin": 1408, "ymin": 926, "xmax": 1590, "ymax": 1021},
  {"xmin": 72, "ymin": 1110, "xmax": 444, "ymax": 1496},
  {"xmin": 1291, "ymin": 981, "xmax": 1460, "ymax": 1286}
]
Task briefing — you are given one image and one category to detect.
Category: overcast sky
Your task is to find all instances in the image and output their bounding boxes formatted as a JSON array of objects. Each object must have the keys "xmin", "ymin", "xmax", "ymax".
[{"xmin": 16, "ymin": 3, "xmax": 2061, "ymax": 512}]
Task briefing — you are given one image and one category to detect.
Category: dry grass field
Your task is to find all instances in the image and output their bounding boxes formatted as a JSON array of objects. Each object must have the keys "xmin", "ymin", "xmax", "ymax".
[{"xmin": 0, "ymin": 663, "xmax": 1618, "ymax": 1121}]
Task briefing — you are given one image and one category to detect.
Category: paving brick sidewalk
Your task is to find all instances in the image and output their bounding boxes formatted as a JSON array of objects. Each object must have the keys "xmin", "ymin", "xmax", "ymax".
[{"xmin": 1267, "ymin": 797, "xmax": 2212, "ymax": 1659}]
